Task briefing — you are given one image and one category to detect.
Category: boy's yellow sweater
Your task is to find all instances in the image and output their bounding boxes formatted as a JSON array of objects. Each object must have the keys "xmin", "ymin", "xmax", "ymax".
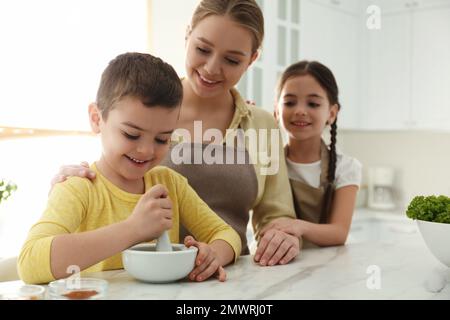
[{"xmin": 18, "ymin": 165, "xmax": 241, "ymax": 284}]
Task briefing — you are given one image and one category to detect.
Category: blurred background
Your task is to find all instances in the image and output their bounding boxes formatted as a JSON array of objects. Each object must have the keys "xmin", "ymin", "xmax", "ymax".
[{"xmin": 1, "ymin": 0, "xmax": 449, "ymax": 258}]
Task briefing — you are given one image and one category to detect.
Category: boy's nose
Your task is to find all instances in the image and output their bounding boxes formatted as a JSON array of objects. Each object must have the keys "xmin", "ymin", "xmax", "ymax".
[{"xmin": 136, "ymin": 142, "xmax": 155, "ymax": 159}]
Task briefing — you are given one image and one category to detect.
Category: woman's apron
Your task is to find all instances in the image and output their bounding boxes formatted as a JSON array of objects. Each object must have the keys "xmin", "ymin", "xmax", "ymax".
[
  {"xmin": 161, "ymin": 141, "xmax": 258, "ymax": 255},
  {"xmin": 287, "ymin": 141, "xmax": 335, "ymax": 248}
]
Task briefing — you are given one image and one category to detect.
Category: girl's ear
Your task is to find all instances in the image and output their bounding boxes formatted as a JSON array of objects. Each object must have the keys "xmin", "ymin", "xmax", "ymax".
[
  {"xmin": 273, "ymin": 104, "xmax": 279, "ymax": 121},
  {"xmin": 328, "ymin": 103, "xmax": 339, "ymax": 125},
  {"xmin": 89, "ymin": 103, "xmax": 101, "ymax": 134}
]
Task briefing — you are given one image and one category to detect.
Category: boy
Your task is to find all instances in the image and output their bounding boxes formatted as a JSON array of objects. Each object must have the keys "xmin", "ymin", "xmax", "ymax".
[{"xmin": 18, "ymin": 53, "xmax": 241, "ymax": 284}]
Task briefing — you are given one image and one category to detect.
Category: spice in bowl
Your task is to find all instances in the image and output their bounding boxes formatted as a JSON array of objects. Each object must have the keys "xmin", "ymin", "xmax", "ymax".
[
  {"xmin": 62, "ymin": 290, "xmax": 99, "ymax": 300},
  {"xmin": 49, "ymin": 277, "xmax": 108, "ymax": 300},
  {"xmin": 0, "ymin": 285, "xmax": 45, "ymax": 300}
]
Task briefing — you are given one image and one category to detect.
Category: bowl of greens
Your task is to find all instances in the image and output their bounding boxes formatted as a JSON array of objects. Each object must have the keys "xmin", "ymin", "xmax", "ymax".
[{"xmin": 406, "ymin": 195, "xmax": 450, "ymax": 267}]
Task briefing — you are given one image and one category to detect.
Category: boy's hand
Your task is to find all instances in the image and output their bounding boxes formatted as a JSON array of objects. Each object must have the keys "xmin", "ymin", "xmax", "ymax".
[
  {"xmin": 127, "ymin": 184, "xmax": 173, "ymax": 243},
  {"xmin": 184, "ymin": 236, "xmax": 226, "ymax": 282}
]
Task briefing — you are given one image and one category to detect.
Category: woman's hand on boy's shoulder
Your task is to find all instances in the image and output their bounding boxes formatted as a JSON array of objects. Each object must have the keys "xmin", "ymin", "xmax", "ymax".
[
  {"xmin": 184, "ymin": 236, "xmax": 227, "ymax": 282},
  {"xmin": 49, "ymin": 161, "xmax": 96, "ymax": 194},
  {"xmin": 254, "ymin": 224, "xmax": 300, "ymax": 266}
]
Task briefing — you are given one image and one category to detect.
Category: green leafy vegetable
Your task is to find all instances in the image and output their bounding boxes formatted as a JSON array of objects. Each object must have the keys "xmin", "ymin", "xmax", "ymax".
[
  {"xmin": 406, "ymin": 195, "xmax": 450, "ymax": 224},
  {"xmin": 0, "ymin": 179, "xmax": 17, "ymax": 205}
]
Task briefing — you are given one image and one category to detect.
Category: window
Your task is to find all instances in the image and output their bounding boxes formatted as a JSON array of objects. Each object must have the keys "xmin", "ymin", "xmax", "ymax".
[
  {"xmin": 0, "ymin": 0, "xmax": 148, "ymax": 131},
  {"xmin": 236, "ymin": 0, "xmax": 301, "ymax": 111},
  {"xmin": 0, "ymin": 0, "xmax": 147, "ymax": 258}
]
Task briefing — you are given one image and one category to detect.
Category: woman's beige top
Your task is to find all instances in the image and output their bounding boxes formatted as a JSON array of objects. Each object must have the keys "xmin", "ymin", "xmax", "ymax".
[{"xmin": 162, "ymin": 88, "xmax": 295, "ymax": 254}]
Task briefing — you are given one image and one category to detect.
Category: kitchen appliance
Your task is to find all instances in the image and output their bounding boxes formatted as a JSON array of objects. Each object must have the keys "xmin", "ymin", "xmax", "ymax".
[{"xmin": 367, "ymin": 167, "xmax": 396, "ymax": 210}]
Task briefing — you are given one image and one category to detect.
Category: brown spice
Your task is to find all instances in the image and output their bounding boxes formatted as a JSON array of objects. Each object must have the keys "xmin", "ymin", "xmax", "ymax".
[{"xmin": 62, "ymin": 290, "xmax": 98, "ymax": 300}]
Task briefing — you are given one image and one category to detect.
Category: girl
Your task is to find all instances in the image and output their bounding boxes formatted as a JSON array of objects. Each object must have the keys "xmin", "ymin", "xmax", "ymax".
[
  {"xmin": 262, "ymin": 61, "xmax": 362, "ymax": 247},
  {"xmin": 50, "ymin": 0, "xmax": 299, "ymax": 268}
]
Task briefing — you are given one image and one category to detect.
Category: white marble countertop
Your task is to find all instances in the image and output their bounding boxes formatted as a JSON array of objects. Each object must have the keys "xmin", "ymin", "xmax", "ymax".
[{"xmin": 1, "ymin": 211, "xmax": 449, "ymax": 300}]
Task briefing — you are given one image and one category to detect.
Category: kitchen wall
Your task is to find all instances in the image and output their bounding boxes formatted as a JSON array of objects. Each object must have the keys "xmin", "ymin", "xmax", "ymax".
[
  {"xmin": 148, "ymin": 0, "xmax": 199, "ymax": 76},
  {"xmin": 0, "ymin": 136, "xmax": 100, "ymax": 258},
  {"xmin": 338, "ymin": 130, "xmax": 450, "ymax": 210}
]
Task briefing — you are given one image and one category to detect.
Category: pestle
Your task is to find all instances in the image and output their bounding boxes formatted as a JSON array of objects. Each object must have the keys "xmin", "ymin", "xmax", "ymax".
[{"xmin": 156, "ymin": 231, "xmax": 173, "ymax": 252}]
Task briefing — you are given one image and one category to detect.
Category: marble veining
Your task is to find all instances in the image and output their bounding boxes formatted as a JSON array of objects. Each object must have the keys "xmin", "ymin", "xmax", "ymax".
[{"xmin": 1, "ymin": 213, "xmax": 449, "ymax": 300}]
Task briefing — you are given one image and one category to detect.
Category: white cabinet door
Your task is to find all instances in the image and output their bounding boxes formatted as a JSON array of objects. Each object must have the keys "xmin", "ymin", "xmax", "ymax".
[
  {"xmin": 362, "ymin": 12, "xmax": 412, "ymax": 130},
  {"xmin": 300, "ymin": 0, "xmax": 360, "ymax": 129},
  {"xmin": 416, "ymin": 0, "xmax": 450, "ymax": 9},
  {"xmin": 372, "ymin": 0, "xmax": 450, "ymax": 13},
  {"xmin": 310, "ymin": 0, "xmax": 360, "ymax": 14},
  {"xmin": 369, "ymin": 0, "xmax": 416, "ymax": 14},
  {"xmin": 411, "ymin": 6, "xmax": 450, "ymax": 131}
]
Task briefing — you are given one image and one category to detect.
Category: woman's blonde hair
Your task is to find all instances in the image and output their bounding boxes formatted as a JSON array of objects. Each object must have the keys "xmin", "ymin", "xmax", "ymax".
[{"xmin": 190, "ymin": 0, "xmax": 264, "ymax": 54}]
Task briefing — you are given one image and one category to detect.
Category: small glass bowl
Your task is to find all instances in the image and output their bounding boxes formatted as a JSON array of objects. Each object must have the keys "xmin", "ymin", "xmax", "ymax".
[
  {"xmin": 48, "ymin": 277, "xmax": 108, "ymax": 300},
  {"xmin": 0, "ymin": 285, "xmax": 45, "ymax": 300}
]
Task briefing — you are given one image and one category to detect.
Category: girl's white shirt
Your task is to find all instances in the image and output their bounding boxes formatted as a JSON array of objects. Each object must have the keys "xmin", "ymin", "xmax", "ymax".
[{"xmin": 286, "ymin": 149, "xmax": 362, "ymax": 189}]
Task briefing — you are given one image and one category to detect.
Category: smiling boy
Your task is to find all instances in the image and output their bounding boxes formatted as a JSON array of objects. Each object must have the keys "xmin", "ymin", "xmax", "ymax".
[{"xmin": 18, "ymin": 53, "xmax": 241, "ymax": 284}]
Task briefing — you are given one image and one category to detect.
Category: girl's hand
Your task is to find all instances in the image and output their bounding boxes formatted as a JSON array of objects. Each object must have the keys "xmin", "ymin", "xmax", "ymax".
[
  {"xmin": 254, "ymin": 229, "xmax": 300, "ymax": 266},
  {"xmin": 50, "ymin": 161, "xmax": 96, "ymax": 188},
  {"xmin": 184, "ymin": 236, "xmax": 227, "ymax": 282},
  {"xmin": 126, "ymin": 184, "xmax": 173, "ymax": 243},
  {"xmin": 260, "ymin": 217, "xmax": 303, "ymax": 239}
]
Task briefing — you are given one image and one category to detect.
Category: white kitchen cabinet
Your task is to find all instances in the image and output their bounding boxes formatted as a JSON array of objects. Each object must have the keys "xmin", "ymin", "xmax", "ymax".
[
  {"xmin": 300, "ymin": 0, "xmax": 362, "ymax": 129},
  {"xmin": 238, "ymin": 0, "xmax": 364, "ymax": 125},
  {"xmin": 362, "ymin": 13, "xmax": 412, "ymax": 129},
  {"xmin": 239, "ymin": 0, "xmax": 450, "ymax": 131},
  {"xmin": 418, "ymin": 0, "xmax": 450, "ymax": 8},
  {"xmin": 410, "ymin": 6, "xmax": 450, "ymax": 130},
  {"xmin": 369, "ymin": 0, "xmax": 418, "ymax": 14},
  {"xmin": 369, "ymin": 0, "xmax": 450, "ymax": 13},
  {"xmin": 362, "ymin": 1, "xmax": 450, "ymax": 131},
  {"xmin": 309, "ymin": 0, "xmax": 360, "ymax": 14}
]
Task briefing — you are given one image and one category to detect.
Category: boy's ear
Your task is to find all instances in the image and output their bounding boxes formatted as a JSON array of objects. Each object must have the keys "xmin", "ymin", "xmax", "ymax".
[
  {"xmin": 88, "ymin": 103, "xmax": 101, "ymax": 134},
  {"xmin": 328, "ymin": 103, "xmax": 339, "ymax": 125}
]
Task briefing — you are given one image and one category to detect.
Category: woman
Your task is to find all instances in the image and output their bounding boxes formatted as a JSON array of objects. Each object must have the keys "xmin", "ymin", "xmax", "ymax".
[{"xmin": 51, "ymin": 0, "xmax": 299, "ymax": 266}]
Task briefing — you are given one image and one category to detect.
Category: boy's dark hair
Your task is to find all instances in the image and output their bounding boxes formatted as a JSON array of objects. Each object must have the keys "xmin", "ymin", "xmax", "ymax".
[
  {"xmin": 277, "ymin": 60, "xmax": 341, "ymax": 224},
  {"xmin": 96, "ymin": 52, "xmax": 183, "ymax": 118}
]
